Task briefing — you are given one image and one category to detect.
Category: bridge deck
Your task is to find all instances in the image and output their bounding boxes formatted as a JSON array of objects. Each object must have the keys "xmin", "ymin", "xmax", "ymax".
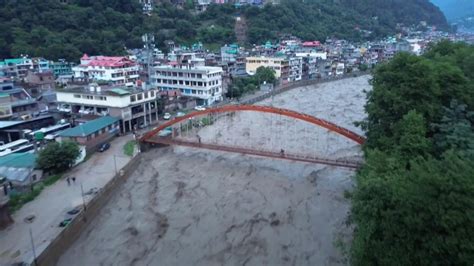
[{"xmin": 145, "ymin": 137, "xmax": 362, "ymax": 169}]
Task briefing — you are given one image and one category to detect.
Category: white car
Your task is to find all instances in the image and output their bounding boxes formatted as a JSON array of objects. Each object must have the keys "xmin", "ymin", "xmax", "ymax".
[
  {"xmin": 176, "ymin": 112, "xmax": 186, "ymax": 118},
  {"xmin": 163, "ymin": 113, "xmax": 171, "ymax": 120},
  {"xmin": 194, "ymin": 106, "xmax": 206, "ymax": 111}
]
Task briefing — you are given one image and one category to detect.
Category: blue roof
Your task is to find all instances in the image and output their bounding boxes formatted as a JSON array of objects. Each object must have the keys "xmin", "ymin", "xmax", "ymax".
[{"xmin": 59, "ymin": 116, "xmax": 119, "ymax": 137}]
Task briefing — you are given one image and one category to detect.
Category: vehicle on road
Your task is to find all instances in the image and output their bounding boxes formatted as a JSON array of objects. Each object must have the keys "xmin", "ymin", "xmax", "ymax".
[
  {"xmin": 99, "ymin": 143, "xmax": 110, "ymax": 152},
  {"xmin": 163, "ymin": 113, "xmax": 171, "ymax": 120},
  {"xmin": 158, "ymin": 127, "xmax": 173, "ymax": 137},
  {"xmin": 176, "ymin": 112, "xmax": 186, "ymax": 117},
  {"xmin": 194, "ymin": 105, "xmax": 206, "ymax": 111}
]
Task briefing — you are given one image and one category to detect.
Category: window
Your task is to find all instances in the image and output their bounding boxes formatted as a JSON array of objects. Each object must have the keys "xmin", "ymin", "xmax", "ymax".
[
  {"xmin": 74, "ymin": 94, "xmax": 81, "ymax": 98},
  {"xmin": 144, "ymin": 92, "xmax": 148, "ymax": 99},
  {"xmin": 150, "ymin": 91, "xmax": 155, "ymax": 97},
  {"xmin": 86, "ymin": 95, "xmax": 93, "ymax": 100},
  {"xmin": 137, "ymin": 94, "xmax": 143, "ymax": 101},
  {"xmin": 130, "ymin": 95, "xmax": 136, "ymax": 102}
]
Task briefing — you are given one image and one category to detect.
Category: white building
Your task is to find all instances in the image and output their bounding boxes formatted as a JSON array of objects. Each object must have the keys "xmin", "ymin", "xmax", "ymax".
[
  {"xmin": 288, "ymin": 57, "xmax": 303, "ymax": 82},
  {"xmin": 152, "ymin": 65, "xmax": 223, "ymax": 106},
  {"xmin": 72, "ymin": 54, "xmax": 140, "ymax": 87},
  {"xmin": 56, "ymin": 84, "xmax": 161, "ymax": 132}
]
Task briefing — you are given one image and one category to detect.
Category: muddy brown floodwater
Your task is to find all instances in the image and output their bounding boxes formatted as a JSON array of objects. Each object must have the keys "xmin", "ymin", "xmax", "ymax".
[{"xmin": 58, "ymin": 75, "xmax": 371, "ymax": 266}]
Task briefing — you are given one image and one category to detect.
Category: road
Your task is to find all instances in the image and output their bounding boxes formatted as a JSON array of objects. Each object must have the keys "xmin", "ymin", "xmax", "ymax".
[{"xmin": 0, "ymin": 135, "xmax": 134, "ymax": 265}]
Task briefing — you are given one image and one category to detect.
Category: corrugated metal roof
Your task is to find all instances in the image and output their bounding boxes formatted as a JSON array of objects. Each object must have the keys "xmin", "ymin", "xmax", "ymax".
[
  {"xmin": 59, "ymin": 116, "xmax": 119, "ymax": 137},
  {"xmin": 0, "ymin": 167, "xmax": 31, "ymax": 183},
  {"xmin": 0, "ymin": 152, "xmax": 37, "ymax": 168}
]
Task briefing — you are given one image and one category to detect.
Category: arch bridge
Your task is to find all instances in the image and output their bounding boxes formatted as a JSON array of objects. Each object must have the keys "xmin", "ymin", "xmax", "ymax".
[{"xmin": 140, "ymin": 105, "xmax": 365, "ymax": 169}]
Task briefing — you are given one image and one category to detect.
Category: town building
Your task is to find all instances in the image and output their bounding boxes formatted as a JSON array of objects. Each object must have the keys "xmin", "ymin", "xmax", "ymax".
[
  {"xmin": 22, "ymin": 71, "xmax": 55, "ymax": 97},
  {"xmin": 0, "ymin": 153, "xmax": 42, "ymax": 192},
  {"xmin": 0, "ymin": 116, "xmax": 55, "ymax": 143},
  {"xmin": 245, "ymin": 56, "xmax": 290, "ymax": 80},
  {"xmin": 152, "ymin": 65, "xmax": 223, "ymax": 106},
  {"xmin": 0, "ymin": 78, "xmax": 38, "ymax": 118},
  {"xmin": 288, "ymin": 57, "xmax": 303, "ymax": 82},
  {"xmin": 72, "ymin": 54, "xmax": 140, "ymax": 87},
  {"xmin": 56, "ymin": 84, "xmax": 162, "ymax": 132},
  {"xmin": 50, "ymin": 59, "xmax": 75, "ymax": 77},
  {"xmin": 58, "ymin": 116, "xmax": 120, "ymax": 152},
  {"xmin": 0, "ymin": 94, "xmax": 12, "ymax": 120}
]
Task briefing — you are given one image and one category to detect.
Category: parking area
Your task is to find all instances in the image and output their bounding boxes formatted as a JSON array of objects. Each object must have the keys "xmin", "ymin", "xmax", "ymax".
[{"xmin": 0, "ymin": 134, "xmax": 134, "ymax": 265}]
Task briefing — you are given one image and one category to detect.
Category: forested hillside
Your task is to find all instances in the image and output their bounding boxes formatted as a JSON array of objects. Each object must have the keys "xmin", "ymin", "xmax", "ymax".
[
  {"xmin": 351, "ymin": 40, "xmax": 474, "ymax": 265},
  {"xmin": 0, "ymin": 0, "xmax": 448, "ymax": 61}
]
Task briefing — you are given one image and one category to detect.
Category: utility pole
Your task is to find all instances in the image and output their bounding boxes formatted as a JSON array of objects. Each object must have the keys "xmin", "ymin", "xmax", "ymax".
[
  {"xmin": 113, "ymin": 155, "xmax": 118, "ymax": 175},
  {"xmin": 29, "ymin": 228, "xmax": 38, "ymax": 266}
]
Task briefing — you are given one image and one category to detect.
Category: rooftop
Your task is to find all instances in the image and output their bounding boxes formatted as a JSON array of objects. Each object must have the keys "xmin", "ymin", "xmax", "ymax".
[
  {"xmin": 59, "ymin": 116, "xmax": 120, "ymax": 137},
  {"xmin": 78, "ymin": 55, "xmax": 137, "ymax": 68},
  {"xmin": 59, "ymin": 85, "xmax": 147, "ymax": 96},
  {"xmin": 0, "ymin": 152, "xmax": 37, "ymax": 169}
]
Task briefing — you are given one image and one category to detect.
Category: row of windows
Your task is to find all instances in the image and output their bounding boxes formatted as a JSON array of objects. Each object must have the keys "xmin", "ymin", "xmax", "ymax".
[
  {"xmin": 160, "ymin": 87, "xmax": 220, "ymax": 95},
  {"xmin": 130, "ymin": 90, "xmax": 156, "ymax": 102},
  {"xmin": 247, "ymin": 60, "xmax": 282, "ymax": 64},
  {"xmin": 155, "ymin": 71, "xmax": 221, "ymax": 79},
  {"xmin": 156, "ymin": 71, "xmax": 203, "ymax": 79},
  {"xmin": 156, "ymin": 79, "xmax": 219, "ymax": 87},
  {"xmin": 73, "ymin": 94, "xmax": 108, "ymax": 101}
]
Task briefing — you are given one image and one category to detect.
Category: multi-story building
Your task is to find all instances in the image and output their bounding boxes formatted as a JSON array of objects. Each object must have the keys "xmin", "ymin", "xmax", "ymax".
[
  {"xmin": 221, "ymin": 44, "xmax": 240, "ymax": 63},
  {"xmin": 56, "ymin": 84, "xmax": 161, "ymax": 132},
  {"xmin": 0, "ymin": 78, "xmax": 38, "ymax": 118},
  {"xmin": 245, "ymin": 56, "xmax": 289, "ymax": 79},
  {"xmin": 152, "ymin": 65, "xmax": 223, "ymax": 106},
  {"xmin": 0, "ymin": 58, "xmax": 32, "ymax": 78},
  {"xmin": 288, "ymin": 57, "xmax": 303, "ymax": 82},
  {"xmin": 72, "ymin": 54, "xmax": 140, "ymax": 87},
  {"xmin": 0, "ymin": 93, "xmax": 12, "ymax": 120},
  {"xmin": 50, "ymin": 59, "xmax": 75, "ymax": 77}
]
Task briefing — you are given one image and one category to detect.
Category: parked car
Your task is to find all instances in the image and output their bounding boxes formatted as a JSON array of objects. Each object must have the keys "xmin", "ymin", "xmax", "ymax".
[
  {"xmin": 99, "ymin": 143, "xmax": 110, "ymax": 152},
  {"xmin": 194, "ymin": 105, "xmax": 206, "ymax": 111},
  {"xmin": 176, "ymin": 112, "xmax": 186, "ymax": 118},
  {"xmin": 163, "ymin": 113, "xmax": 171, "ymax": 120}
]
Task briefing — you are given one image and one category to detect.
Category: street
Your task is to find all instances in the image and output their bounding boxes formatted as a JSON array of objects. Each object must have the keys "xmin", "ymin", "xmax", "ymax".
[{"xmin": 0, "ymin": 134, "xmax": 134, "ymax": 265}]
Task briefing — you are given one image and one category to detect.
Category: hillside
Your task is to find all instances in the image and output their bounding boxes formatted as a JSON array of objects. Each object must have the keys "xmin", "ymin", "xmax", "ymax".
[
  {"xmin": 431, "ymin": 0, "xmax": 474, "ymax": 20},
  {"xmin": 0, "ymin": 0, "xmax": 449, "ymax": 61}
]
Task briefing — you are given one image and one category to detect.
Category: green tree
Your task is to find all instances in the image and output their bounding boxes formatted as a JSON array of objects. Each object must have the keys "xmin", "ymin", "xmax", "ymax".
[
  {"xmin": 254, "ymin": 66, "xmax": 276, "ymax": 84},
  {"xmin": 351, "ymin": 152, "xmax": 474, "ymax": 266},
  {"xmin": 432, "ymin": 100, "xmax": 474, "ymax": 155},
  {"xmin": 37, "ymin": 141, "xmax": 80, "ymax": 173},
  {"xmin": 351, "ymin": 41, "xmax": 474, "ymax": 266},
  {"xmin": 393, "ymin": 110, "xmax": 432, "ymax": 159}
]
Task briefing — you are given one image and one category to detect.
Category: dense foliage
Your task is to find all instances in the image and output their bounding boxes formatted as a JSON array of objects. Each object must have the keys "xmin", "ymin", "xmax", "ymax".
[
  {"xmin": 243, "ymin": 0, "xmax": 448, "ymax": 44},
  {"xmin": 351, "ymin": 41, "xmax": 474, "ymax": 265},
  {"xmin": 37, "ymin": 141, "xmax": 80, "ymax": 173},
  {"xmin": 226, "ymin": 66, "xmax": 276, "ymax": 99},
  {"xmin": 0, "ymin": 0, "xmax": 448, "ymax": 61}
]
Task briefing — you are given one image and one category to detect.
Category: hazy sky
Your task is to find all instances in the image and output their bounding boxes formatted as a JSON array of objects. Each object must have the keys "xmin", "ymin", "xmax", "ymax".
[{"xmin": 431, "ymin": 0, "xmax": 474, "ymax": 20}]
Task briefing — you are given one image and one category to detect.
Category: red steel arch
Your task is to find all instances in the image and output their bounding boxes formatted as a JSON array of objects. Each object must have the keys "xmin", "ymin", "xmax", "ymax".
[{"xmin": 141, "ymin": 105, "xmax": 366, "ymax": 144}]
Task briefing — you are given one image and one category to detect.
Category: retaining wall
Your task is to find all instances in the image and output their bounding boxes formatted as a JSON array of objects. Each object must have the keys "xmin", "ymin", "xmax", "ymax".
[{"xmin": 34, "ymin": 154, "xmax": 142, "ymax": 266}]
